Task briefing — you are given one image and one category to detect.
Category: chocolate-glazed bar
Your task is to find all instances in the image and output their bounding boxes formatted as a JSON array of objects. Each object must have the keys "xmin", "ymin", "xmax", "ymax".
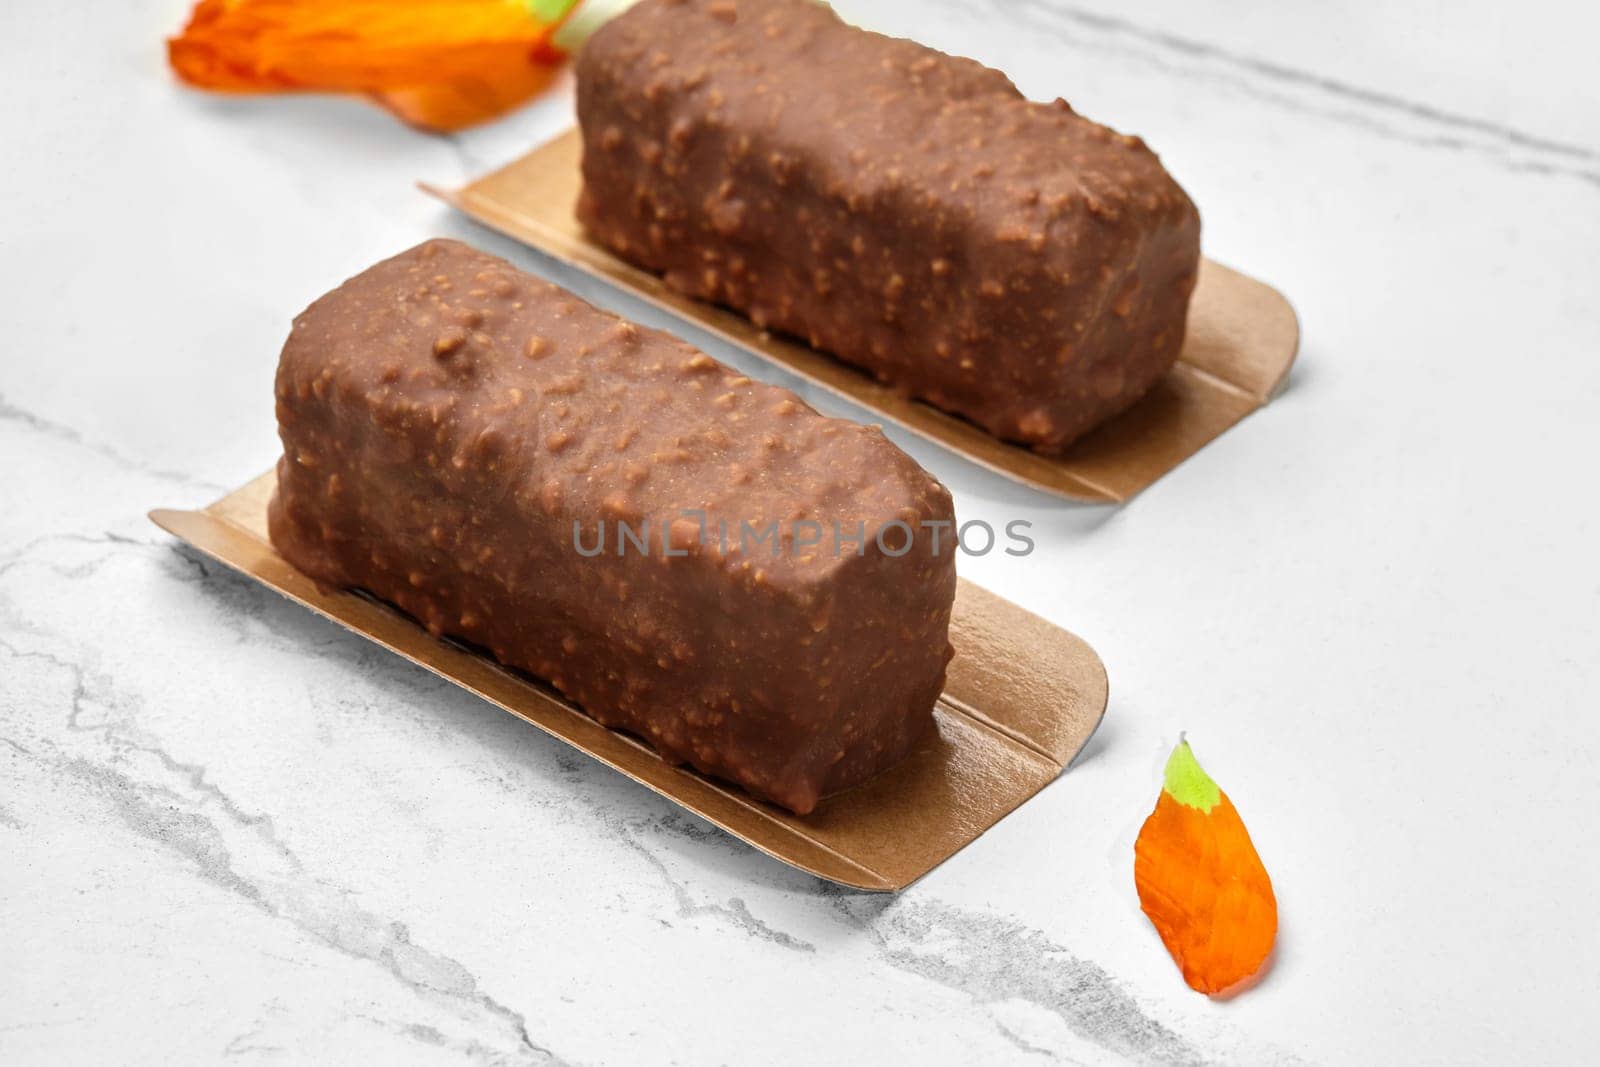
[
  {"xmin": 574, "ymin": 0, "xmax": 1202, "ymax": 453},
  {"xmin": 268, "ymin": 239, "xmax": 957, "ymax": 814}
]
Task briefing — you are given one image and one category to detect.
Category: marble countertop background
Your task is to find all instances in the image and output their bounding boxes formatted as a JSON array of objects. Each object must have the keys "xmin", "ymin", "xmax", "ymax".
[{"xmin": 4, "ymin": 1, "xmax": 1597, "ymax": 1063}]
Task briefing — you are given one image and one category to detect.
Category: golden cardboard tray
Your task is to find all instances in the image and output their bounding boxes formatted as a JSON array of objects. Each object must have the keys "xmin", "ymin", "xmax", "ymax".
[
  {"xmin": 423, "ymin": 128, "xmax": 1300, "ymax": 503},
  {"xmin": 151, "ymin": 471, "xmax": 1108, "ymax": 891}
]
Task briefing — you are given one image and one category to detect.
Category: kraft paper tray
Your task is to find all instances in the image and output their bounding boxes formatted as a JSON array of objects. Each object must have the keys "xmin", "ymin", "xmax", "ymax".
[
  {"xmin": 423, "ymin": 128, "xmax": 1300, "ymax": 504},
  {"xmin": 151, "ymin": 471, "xmax": 1108, "ymax": 892}
]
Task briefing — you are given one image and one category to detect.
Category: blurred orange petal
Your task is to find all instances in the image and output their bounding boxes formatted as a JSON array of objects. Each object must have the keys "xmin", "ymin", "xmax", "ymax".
[
  {"xmin": 375, "ymin": 59, "xmax": 560, "ymax": 132},
  {"xmin": 168, "ymin": 0, "xmax": 563, "ymax": 94}
]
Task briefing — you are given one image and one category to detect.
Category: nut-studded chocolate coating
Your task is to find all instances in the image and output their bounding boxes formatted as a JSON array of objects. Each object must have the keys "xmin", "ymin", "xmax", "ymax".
[
  {"xmin": 267, "ymin": 240, "xmax": 956, "ymax": 814},
  {"xmin": 575, "ymin": 0, "xmax": 1201, "ymax": 452}
]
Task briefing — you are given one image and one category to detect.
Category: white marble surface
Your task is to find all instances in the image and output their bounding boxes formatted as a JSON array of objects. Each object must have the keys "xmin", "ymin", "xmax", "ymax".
[{"xmin": 3, "ymin": 1, "xmax": 1597, "ymax": 1063}]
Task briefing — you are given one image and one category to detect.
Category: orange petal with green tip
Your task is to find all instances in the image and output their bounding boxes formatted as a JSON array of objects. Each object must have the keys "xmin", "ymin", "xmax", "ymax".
[{"xmin": 1134, "ymin": 738, "xmax": 1277, "ymax": 995}]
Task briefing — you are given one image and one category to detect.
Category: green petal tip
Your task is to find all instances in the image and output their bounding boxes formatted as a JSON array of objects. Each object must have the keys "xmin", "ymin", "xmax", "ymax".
[
  {"xmin": 525, "ymin": 0, "xmax": 581, "ymax": 22},
  {"xmin": 549, "ymin": 0, "xmax": 642, "ymax": 52},
  {"xmin": 1163, "ymin": 736, "xmax": 1221, "ymax": 812}
]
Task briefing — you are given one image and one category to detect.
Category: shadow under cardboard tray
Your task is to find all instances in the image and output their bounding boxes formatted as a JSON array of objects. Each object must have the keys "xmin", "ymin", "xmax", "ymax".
[
  {"xmin": 151, "ymin": 471, "xmax": 1109, "ymax": 891},
  {"xmin": 423, "ymin": 128, "xmax": 1300, "ymax": 504}
]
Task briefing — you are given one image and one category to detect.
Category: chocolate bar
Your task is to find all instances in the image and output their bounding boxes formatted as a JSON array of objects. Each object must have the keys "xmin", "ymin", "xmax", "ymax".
[
  {"xmin": 268, "ymin": 239, "xmax": 957, "ymax": 813},
  {"xmin": 575, "ymin": 0, "xmax": 1201, "ymax": 451}
]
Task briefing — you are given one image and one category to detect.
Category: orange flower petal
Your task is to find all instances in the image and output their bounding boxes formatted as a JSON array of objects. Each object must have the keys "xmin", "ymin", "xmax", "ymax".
[
  {"xmin": 375, "ymin": 58, "xmax": 560, "ymax": 132},
  {"xmin": 1134, "ymin": 738, "xmax": 1277, "ymax": 995},
  {"xmin": 168, "ymin": 0, "xmax": 561, "ymax": 94}
]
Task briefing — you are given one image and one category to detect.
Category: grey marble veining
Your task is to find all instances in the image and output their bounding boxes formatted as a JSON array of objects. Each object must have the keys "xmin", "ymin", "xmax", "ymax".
[{"xmin": 0, "ymin": 424, "xmax": 1288, "ymax": 1065}]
